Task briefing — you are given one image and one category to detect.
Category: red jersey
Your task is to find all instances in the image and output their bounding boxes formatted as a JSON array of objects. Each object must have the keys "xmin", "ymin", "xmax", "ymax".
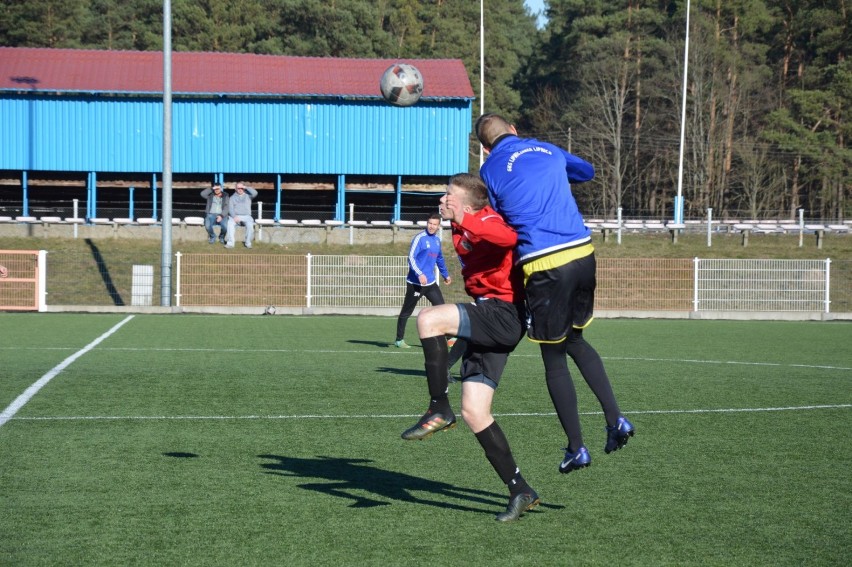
[{"xmin": 452, "ymin": 205, "xmax": 522, "ymax": 303}]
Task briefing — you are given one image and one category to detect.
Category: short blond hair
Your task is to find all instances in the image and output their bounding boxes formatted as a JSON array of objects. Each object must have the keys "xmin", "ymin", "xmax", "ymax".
[{"xmin": 448, "ymin": 173, "xmax": 488, "ymax": 211}]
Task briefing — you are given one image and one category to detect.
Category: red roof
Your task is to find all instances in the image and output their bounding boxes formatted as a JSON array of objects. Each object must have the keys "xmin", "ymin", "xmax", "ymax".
[{"xmin": 0, "ymin": 47, "xmax": 474, "ymax": 99}]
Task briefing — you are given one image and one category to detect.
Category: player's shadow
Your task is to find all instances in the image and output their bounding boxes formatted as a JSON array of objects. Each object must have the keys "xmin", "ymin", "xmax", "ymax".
[
  {"xmin": 258, "ymin": 454, "xmax": 513, "ymax": 514},
  {"xmin": 347, "ymin": 339, "xmax": 419, "ymax": 349},
  {"xmin": 375, "ymin": 366, "xmax": 423, "ymax": 378}
]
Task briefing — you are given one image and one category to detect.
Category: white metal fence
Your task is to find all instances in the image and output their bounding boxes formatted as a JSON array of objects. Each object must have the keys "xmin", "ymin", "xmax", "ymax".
[
  {"xmin": 309, "ymin": 255, "xmax": 408, "ymax": 308},
  {"xmin": 10, "ymin": 250, "xmax": 849, "ymax": 314},
  {"xmin": 169, "ymin": 254, "xmax": 843, "ymax": 314},
  {"xmin": 694, "ymin": 259, "xmax": 831, "ymax": 312}
]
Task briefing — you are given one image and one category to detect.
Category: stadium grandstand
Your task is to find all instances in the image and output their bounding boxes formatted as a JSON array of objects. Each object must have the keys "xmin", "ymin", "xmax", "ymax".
[{"xmin": 0, "ymin": 47, "xmax": 475, "ymax": 224}]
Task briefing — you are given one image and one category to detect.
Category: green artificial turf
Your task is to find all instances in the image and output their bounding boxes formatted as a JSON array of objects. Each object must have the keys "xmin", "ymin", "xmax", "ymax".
[{"xmin": 1, "ymin": 314, "xmax": 850, "ymax": 565}]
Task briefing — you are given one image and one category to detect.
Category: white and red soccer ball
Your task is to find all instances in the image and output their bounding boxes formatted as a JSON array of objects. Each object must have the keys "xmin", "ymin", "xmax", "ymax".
[{"xmin": 379, "ymin": 63, "xmax": 424, "ymax": 107}]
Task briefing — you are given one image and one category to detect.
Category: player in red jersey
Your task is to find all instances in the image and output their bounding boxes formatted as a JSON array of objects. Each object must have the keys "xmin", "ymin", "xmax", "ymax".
[{"xmin": 400, "ymin": 173, "xmax": 539, "ymax": 521}]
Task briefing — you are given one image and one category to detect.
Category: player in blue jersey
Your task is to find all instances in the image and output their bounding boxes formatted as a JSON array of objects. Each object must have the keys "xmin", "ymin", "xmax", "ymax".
[
  {"xmin": 475, "ymin": 113, "xmax": 635, "ymax": 474},
  {"xmin": 394, "ymin": 214, "xmax": 452, "ymax": 348}
]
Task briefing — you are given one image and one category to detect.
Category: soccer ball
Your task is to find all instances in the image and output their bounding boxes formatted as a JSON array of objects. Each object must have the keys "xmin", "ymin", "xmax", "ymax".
[
  {"xmin": 264, "ymin": 305, "xmax": 276, "ymax": 315},
  {"xmin": 379, "ymin": 63, "xmax": 424, "ymax": 107}
]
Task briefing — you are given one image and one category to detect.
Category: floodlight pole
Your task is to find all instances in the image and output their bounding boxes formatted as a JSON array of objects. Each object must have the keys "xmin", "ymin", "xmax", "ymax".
[
  {"xmin": 160, "ymin": 0, "xmax": 173, "ymax": 306},
  {"xmin": 479, "ymin": 0, "xmax": 485, "ymax": 167},
  {"xmin": 674, "ymin": 0, "xmax": 691, "ymax": 224}
]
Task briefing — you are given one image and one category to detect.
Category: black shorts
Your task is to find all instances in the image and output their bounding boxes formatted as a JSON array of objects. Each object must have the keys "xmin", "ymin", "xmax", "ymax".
[
  {"xmin": 525, "ymin": 252, "xmax": 596, "ymax": 343},
  {"xmin": 455, "ymin": 298, "xmax": 526, "ymax": 387}
]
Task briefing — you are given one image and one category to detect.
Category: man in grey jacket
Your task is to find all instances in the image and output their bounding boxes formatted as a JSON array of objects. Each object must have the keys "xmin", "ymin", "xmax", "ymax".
[
  {"xmin": 200, "ymin": 182, "xmax": 229, "ymax": 244},
  {"xmin": 225, "ymin": 182, "xmax": 258, "ymax": 248}
]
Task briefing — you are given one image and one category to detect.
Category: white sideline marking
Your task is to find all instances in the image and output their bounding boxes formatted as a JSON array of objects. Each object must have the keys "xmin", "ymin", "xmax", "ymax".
[
  {"xmin": 604, "ymin": 356, "xmax": 852, "ymax": 371},
  {"xmin": 2, "ymin": 347, "xmax": 850, "ymax": 372},
  {"xmin": 0, "ymin": 315, "xmax": 135, "ymax": 428},
  {"xmin": 9, "ymin": 403, "xmax": 850, "ymax": 422}
]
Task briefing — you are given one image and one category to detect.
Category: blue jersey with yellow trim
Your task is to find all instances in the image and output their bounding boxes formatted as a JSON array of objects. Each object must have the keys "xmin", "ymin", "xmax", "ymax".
[{"xmin": 479, "ymin": 135, "xmax": 595, "ymax": 264}]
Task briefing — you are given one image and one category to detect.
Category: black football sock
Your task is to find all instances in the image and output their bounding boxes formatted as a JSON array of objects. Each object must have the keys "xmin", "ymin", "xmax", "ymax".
[
  {"xmin": 475, "ymin": 421, "xmax": 528, "ymax": 494},
  {"xmin": 421, "ymin": 335, "xmax": 450, "ymax": 413},
  {"xmin": 565, "ymin": 331, "xmax": 621, "ymax": 425},
  {"xmin": 447, "ymin": 337, "xmax": 467, "ymax": 369},
  {"xmin": 541, "ymin": 342, "xmax": 584, "ymax": 451}
]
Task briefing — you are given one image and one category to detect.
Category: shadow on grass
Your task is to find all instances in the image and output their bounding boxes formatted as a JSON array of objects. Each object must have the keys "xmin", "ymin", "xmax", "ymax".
[
  {"xmin": 258, "ymin": 454, "xmax": 540, "ymax": 515},
  {"xmin": 347, "ymin": 339, "xmax": 420, "ymax": 349},
  {"xmin": 85, "ymin": 238, "xmax": 124, "ymax": 305},
  {"xmin": 376, "ymin": 366, "xmax": 423, "ymax": 378}
]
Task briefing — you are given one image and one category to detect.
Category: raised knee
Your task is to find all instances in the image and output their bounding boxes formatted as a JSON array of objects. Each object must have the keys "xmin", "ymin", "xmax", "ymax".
[{"xmin": 416, "ymin": 306, "xmax": 447, "ymax": 335}]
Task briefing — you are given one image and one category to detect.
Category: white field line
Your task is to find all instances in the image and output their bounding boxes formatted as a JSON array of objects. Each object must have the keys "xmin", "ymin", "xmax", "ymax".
[
  {"xmin": 9, "ymin": 403, "xmax": 850, "ymax": 423},
  {"xmin": 2, "ymin": 346, "xmax": 851, "ymax": 372},
  {"xmin": 0, "ymin": 315, "xmax": 135, "ymax": 428}
]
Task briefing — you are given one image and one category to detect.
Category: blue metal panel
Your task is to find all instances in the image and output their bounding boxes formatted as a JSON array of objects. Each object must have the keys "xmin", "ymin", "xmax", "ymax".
[
  {"xmin": 0, "ymin": 94, "xmax": 472, "ymax": 176},
  {"xmin": 0, "ymin": 95, "xmax": 163, "ymax": 172},
  {"xmin": 2, "ymin": 97, "xmax": 29, "ymax": 168}
]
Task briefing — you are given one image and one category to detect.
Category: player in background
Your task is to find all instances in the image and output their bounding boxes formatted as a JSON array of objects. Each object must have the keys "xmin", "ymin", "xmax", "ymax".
[
  {"xmin": 401, "ymin": 173, "xmax": 538, "ymax": 522},
  {"xmin": 475, "ymin": 113, "xmax": 635, "ymax": 474},
  {"xmin": 393, "ymin": 213, "xmax": 452, "ymax": 348}
]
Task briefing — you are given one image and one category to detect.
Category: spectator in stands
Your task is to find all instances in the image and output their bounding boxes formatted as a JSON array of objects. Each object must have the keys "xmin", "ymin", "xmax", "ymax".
[
  {"xmin": 475, "ymin": 113, "xmax": 635, "ymax": 475},
  {"xmin": 0, "ymin": 264, "xmax": 7, "ymax": 278},
  {"xmin": 225, "ymin": 182, "xmax": 258, "ymax": 249},
  {"xmin": 200, "ymin": 183, "xmax": 229, "ymax": 244},
  {"xmin": 394, "ymin": 213, "xmax": 451, "ymax": 348}
]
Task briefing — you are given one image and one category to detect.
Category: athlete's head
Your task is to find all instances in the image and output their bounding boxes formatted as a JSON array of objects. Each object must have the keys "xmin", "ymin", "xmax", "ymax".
[
  {"xmin": 475, "ymin": 113, "xmax": 516, "ymax": 152},
  {"xmin": 425, "ymin": 213, "xmax": 441, "ymax": 235},
  {"xmin": 447, "ymin": 173, "xmax": 488, "ymax": 210},
  {"xmin": 440, "ymin": 173, "xmax": 488, "ymax": 221}
]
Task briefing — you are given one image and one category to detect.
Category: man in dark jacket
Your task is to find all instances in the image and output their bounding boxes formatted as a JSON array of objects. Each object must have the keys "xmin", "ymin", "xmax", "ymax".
[{"xmin": 200, "ymin": 183, "xmax": 229, "ymax": 244}]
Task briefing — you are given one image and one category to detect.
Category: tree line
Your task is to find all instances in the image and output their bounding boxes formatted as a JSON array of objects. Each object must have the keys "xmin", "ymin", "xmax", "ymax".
[{"xmin": 1, "ymin": 0, "xmax": 849, "ymax": 220}]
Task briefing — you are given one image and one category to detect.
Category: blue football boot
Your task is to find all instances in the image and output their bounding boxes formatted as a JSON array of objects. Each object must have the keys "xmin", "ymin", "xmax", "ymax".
[
  {"xmin": 605, "ymin": 416, "xmax": 635, "ymax": 454},
  {"xmin": 559, "ymin": 445, "xmax": 591, "ymax": 474}
]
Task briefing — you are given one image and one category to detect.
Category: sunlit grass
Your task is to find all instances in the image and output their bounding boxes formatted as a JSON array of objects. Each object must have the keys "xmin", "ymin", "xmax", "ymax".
[{"xmin": 1, "ymin": 315, "xmax": 850, "ymax": 565}]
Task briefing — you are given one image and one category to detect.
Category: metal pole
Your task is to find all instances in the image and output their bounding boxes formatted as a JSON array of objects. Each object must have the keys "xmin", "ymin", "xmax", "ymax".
[
  {"xmin": 37, "ymin": 250, "xmax": 47, "ymax": 312},
  {"xmin": 174, "ymin": 251, "xmax": 182, "ymax": 307},
  {"xmin": 86, "ymin": 172, "xmax": 92, "ymax": 220},
  {"xmin": 693, "ymin": 257, "xmax": 699, "ymax": 312},
  {"xmin": 90, "ymin": 171, "xmax": 97, "ymax": 219},
  {"xmin": 674, "ymin": 0, "xmax": 691, "ymax": 224},
  {"xmin": 479, "ymin": 0, "xmax": 485, "ymax": 167},
  {"xmin": 160, "ymin": 0, "xmax": 173, "ymax": 307},
  {"xmin": 617, "ymin": 207, "xmax": 622, "ymax": 245},
  {"xmin": 151, "ymin": 173, "xmax": 158, "ymax": 219},
  {"xmin": 275, "ymin": 174, "xmax": 282, "ymax": 221},
  {"xmin": 349, "ymin": 203, "xmax": 354, "ymax": 245},
  {"xmin": 394, "ymin": 175, "xmax": 402, "ymax": 222},
  {"xmin": 798, "ymin": 208, "xmax": 804, "ymax": 247},
  {"xmin": 824, "ymin": 258, "xmax": 831, "ymax": 314},
  {"xmin": 306, "ymin": 253, "xmax": 313, "ymax": 308},
  {"xmin": 22, "ymin": 171, "xmax": 28, "ymax": 216},
  {"xmin": 707, "ymin": 207, "xmax": 712, "ymax": 247}
]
